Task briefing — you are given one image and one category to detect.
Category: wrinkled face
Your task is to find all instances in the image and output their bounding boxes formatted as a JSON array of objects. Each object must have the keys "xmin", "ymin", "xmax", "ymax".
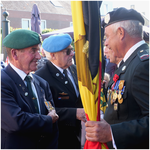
[
  {"xmin": 15, "ymin": 44, "xmax": 41, "ymax": 74},
  {"xmin": 104, "ymin": 25, "xmax": 120, "ymax": 58},
  {"xmin": 54, "ymin": 45, "xmax": 74, "ymax": 69}
]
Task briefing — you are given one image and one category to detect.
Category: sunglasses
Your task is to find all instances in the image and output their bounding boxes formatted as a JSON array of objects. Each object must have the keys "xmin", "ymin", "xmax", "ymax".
[{"xmin": 65, "ymin": 48, "xmax": 74, "ymax": 55}]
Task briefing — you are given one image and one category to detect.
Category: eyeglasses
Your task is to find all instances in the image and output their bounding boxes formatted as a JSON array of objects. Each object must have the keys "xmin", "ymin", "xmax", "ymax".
[{"xmin": 64, "ymin": 48, "xmax": 74, "ymax": 55}]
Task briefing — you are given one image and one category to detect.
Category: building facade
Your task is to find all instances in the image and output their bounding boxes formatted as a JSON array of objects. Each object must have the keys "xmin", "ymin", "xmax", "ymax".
[{"xmin": 1, "ymin": 1, "xmax": 72, "ymax": 30}]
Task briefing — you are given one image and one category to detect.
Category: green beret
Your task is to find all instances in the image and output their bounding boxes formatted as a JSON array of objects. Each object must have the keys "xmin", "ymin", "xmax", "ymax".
[
  {"xmin": 104, "ymin": 7, "xmax": 144, "ymax": 27},
  {"xmin": 3, "ymin": 29, "xmax": 42, "ymax": 49}
]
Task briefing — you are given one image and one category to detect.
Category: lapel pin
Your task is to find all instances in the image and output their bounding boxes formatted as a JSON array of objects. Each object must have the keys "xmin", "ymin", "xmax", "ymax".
[
  {"xmin": 19, "ymin": 84, "xmax": 21, "ymax": 86},
  {"xmin": 122, "ymin": 66, "xmax": 126, "ymax": 71},
  {"xmin": 140, "ymin": 50, "xmax": 143, "ymax": 53},
  {"xmin": 65, "ymin": 81, "xmax": 68, "ymax": 84},
  {"xmin": 56, "ymin": 73, "xmax": 59, "ymax": 77},
  {"xmin": 25, "ymin": 92, "xmax": 28, "ymax": 96}
]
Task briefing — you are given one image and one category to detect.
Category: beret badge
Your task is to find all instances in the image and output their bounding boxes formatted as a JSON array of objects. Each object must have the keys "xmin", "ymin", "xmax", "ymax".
[
  {"xmin": 104, "ymin": 13, "xmax": 110, "ymax": 24},
  {"xmin": 39, "ymin": 34, "xmax": 42, "ymax": 43}
]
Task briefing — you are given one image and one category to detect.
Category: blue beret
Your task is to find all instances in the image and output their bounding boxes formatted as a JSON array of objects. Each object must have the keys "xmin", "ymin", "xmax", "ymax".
[
  {"xmin": 104, "ymin": 7, "xmax": 144, "ymax": 27},
  {"xmin": 3, "ymin": 29, "xmax": 42, "ymax": 49},
  {"xmin": 42, "ymin": 33, "xmax": 72, "ymax": 53}
]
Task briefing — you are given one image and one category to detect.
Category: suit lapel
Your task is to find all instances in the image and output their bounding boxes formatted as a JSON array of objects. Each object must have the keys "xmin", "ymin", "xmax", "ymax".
[
  {"xmin": 69, "ymin": 66, "xmax": 79, "ymax": 91},
  {"xmin": 4, "ymin": 65, "xmax": 36, "ymax": 113},
  {"xmin": 47, "ymin": 61, "xmax": 77, "ymax": 97},
  {"xmin": 32, "ymin": 75, "xmax": 47, "ymax": 114},
  {"xmin": 108, "ymin": 43, "xmax": 149, "ymax": 87}
]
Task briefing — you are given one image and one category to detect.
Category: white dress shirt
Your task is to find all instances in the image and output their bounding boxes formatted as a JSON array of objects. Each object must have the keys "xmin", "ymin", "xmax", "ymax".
[
  {"xmin": 51, "ymin": 62, "xmax": 79, "ymax": 97},
  {"xmin": 10, "ymin": 63, "xmax": 41, "ymax": 114}
]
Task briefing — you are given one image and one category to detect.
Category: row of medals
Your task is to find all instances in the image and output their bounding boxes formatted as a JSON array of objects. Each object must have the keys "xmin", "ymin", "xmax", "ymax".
[
  {"xmin": 107, "ymin": 89, "xmax": 123, "ymax": 105},
  {"xmin": 107, "ymin": 80, "xmax": 125, "ymax": 109}
]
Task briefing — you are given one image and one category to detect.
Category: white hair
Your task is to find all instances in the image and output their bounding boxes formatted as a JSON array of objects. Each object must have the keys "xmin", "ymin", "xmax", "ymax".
[
  {"xmin": 111, "ymin": 20, "xmax": 143, "ymax": 38},
  {"xmin": 44, "ymin": 50, "xmax": 52, "ymax": 60}
]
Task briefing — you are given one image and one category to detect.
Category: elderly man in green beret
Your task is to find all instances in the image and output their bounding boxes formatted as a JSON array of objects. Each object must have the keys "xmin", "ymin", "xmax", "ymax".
[
  {"xmin": 1, "ymin": 29, "xmax": 59, "ymax": 149},
  {"xmin": 35, "ymin": 33, "xmax": 86, "ymax": 149},
  {"xmin": 85, "ymin": 7, "xmax": 149, "ymax": 149}
]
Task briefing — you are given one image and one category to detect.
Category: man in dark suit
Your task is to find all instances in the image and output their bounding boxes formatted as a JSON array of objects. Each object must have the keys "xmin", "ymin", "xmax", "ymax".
[
  {"xmin": 1, "ymin": 29, "xmax": 59, "ymax": 149},
  {"xmin": 35, "ymin": 34, "xmax": 86, "ymax": 149},
  {"xmin": 85, "ymin": 7, "xmax": 149, "ymax": 149}
]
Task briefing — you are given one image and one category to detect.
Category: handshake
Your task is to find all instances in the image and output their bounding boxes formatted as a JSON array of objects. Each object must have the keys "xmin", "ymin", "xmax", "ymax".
[{"xmin": 47, "ymin": 109, "xmax": 59, "ymax": 123}]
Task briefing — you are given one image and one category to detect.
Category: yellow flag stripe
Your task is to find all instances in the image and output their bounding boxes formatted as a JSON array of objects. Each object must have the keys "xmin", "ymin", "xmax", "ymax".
[{"xmin": 71, "ymin": 1, "xmax": 85, "ymax": 42}]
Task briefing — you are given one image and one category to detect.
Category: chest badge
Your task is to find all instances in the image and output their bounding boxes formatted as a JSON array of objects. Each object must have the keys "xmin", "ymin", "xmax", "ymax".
[
  {"xmin": 25, "ymin": 92, "xmax": 28, "ymax": 96},
  {"xmin": 56, "ymin": 73, "xmax": 59, "ymax": 77}
]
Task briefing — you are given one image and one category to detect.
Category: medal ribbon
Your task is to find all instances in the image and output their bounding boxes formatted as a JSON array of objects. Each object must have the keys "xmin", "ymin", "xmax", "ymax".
[
  {"xmin": 118, "ymin": 80, "xmax": 125, "ymax": 94},
  {"xmin": 111, "ymin": 74, "xmax": 119, "ymax": 90}
]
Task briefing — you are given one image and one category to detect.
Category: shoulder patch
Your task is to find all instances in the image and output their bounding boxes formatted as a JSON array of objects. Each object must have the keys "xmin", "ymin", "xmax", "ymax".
[{"xmin": 137, "ymin": 49, "xmax": 149, "ymax": 61}]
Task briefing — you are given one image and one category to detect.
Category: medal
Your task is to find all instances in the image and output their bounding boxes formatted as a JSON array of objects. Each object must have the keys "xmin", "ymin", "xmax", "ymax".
[
  {"xmin": 114, "ymin": 103, "xmax": 118, "ymax": 111},
  {"xmin": 110, "ymin": 91, "xmax": 114, "ymax": 105},
  {"xmin": 111, "ymin": 99, "xmax": 113, "ymax": 105},
  {"xmin": 113, "ymin": 81, "xmax": 119, "ymax": 102},
  {"xmin": 107, "ymin": 89, "xmax": 111, "ymax": 101},
  {"xmin": 118, "ymin": 98, "xmax": 123, "ymax": 104},
  {"xmin": 117, "ymin": 91, "xmax": 122, "ymax": 100},
  {"xmin": 113, "ymin": 92, "xmax": 118, "ymax": 101},
  {"xmin": 118, "ymin": 80, "xmax": 125, "ymax": 104}
]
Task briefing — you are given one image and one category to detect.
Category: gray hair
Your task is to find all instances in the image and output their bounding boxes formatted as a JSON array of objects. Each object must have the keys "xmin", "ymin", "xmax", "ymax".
[
  {"xmin": 44, "ymin": 50, "xmax": 52, "ymax": 60},
  {"xmin": 111, "ymin": 20, "xmax": 143, "ymax": 38}
]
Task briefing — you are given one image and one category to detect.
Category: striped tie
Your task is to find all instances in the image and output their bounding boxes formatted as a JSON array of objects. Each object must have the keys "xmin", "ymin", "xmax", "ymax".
[{"xmin": 25, "ymin": 76, "xmax": 39, "ymax": 113}]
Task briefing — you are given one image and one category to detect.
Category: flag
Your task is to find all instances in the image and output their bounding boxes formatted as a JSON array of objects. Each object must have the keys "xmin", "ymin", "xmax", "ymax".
[{"xmin": 71, "ymin": 1, "xmax": 108, "ymax": 149}]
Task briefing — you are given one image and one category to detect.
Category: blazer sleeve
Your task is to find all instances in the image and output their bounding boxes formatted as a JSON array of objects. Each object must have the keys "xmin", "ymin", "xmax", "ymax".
[{"xmin": 111, "ymin": 60, "xmax": 149, "ymax": 148}]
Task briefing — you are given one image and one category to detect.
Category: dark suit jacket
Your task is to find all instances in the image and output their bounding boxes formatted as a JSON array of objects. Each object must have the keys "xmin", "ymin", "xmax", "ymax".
[
  {"xmin": 1, "ymin": 64, "xmax": 59, "ymax": 149},
  {"xmin": 35, "ymin": 61, "xmax": 83, "ymax": 149},
  {"xmin": 104, "ymin": 43, "xmax": 149, "ymax": 149},
  {"xmin": 105, "ymin": 60, "xmax": 117, "ymax": 77}
]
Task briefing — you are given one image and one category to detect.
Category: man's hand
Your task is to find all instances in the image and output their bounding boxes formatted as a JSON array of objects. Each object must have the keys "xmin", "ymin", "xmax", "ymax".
[
  {"xmin": 47, "ymin": 109, "xmax": 59, "ymax": 123},
  {"xmin": 85, "ymin": 119, "xmax": 112, "ymax": 143},
  {"xmin": 76, "ymin": 108, "xmax": 86, "ymax": 122}
]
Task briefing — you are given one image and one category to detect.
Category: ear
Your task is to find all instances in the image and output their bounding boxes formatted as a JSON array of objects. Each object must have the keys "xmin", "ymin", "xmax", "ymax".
[
  {"xmin": 117, "ymin": 27, "xmax": 125, "ymax": 40},
  {"xmin": 50, "ymin": 53, "xmax": 56, "ymax": 60},
  {"xmin": 11, "ymin": 49, "xmax": 18, "ymax": 60}
]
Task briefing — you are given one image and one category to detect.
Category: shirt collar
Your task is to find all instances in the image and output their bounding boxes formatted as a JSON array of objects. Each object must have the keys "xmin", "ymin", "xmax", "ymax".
[
  {"xmin": 117, "ymin": 60, "xmax": 122, "ymax": 68},
  {"xmin": 51, "ymin": 61, "xmax": 69, "ymax": 74},
  {"xmin": 10, "ymin": 63, "xmax": 33, "ymax": 81},
  {"xmin": 123, "ymin": 40, "xmax": 145, "ymax": 62}
]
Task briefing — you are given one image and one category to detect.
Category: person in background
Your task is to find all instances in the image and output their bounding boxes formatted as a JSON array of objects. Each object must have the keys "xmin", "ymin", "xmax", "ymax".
[
  {"xmin": 104, "ymin": 46, "xmax": 123, "ymax": 69},
  {"xmin": 104, "ymin": 47, "xmax": 117, "ymax": 77},
  {"xmin": 85, "ymin": 7, "xmax": 149, "ymax": 149},
  {"xmin": 1, "ymin": 29, "xmax": 59, "ymax": 149},
  {"xmin": 1, "ymin": 61, "xmax": 6, "ymax": 69},
  {"xmin": 143, "ymin": 30, "xmax": 149, "ymax": 44},
  {"xmin": 35, "ymin": 33, "xmax": 86, "ymax": 149},
  {"xmin": 37, "ymin": 47, "xmax": 48, "ymax": 70}
]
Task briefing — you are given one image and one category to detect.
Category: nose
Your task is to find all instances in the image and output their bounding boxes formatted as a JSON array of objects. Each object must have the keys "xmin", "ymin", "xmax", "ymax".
[
  {"xmin": 70, "ymin": 50, "xmax": 75, "ymax": 56},
  {"xmin": 104, "ymin": 39, "xmax": 108, "ymax": 47},
  {"xmin": 36, "ymin": 51, "xmax": 41, "ymax": 60}
]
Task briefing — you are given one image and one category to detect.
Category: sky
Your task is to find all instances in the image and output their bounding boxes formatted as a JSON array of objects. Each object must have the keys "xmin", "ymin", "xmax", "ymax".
[{"xmin": 112, "ymin": 1, "xmax": 149, "ymax": 19}]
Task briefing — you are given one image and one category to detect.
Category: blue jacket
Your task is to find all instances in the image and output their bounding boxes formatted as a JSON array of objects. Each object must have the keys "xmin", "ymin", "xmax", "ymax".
[{"xmin": 1, "ymin": 64, "xmax": 59, "ymax": 149}]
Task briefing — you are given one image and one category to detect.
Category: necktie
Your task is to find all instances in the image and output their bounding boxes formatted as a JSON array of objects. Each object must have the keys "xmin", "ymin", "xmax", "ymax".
[
  {"xmin": 119, "ymin": 60, "xmax": 124, "ymax": 68},
  {"xmin": 25, "ymin": 76, "xmax": 39, "ymax": 113},
  {"xmin": 63, "ymin": 69, "xmax": 75, "ymax": 91}
]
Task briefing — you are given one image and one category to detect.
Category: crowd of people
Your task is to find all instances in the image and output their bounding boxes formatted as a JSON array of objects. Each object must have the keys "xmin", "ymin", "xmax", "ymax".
[{"xmin": 1, "ymin": 7, "xmax": 149, "ymax": 149}]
